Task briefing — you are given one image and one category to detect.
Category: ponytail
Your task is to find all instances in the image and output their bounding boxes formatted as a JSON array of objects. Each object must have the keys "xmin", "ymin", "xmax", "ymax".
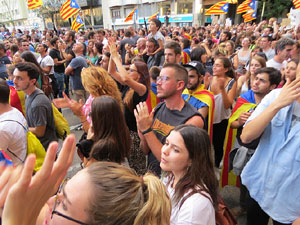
[{"xmin": 134, "ymin": 173, "xmax": 171, "ymax": 225}]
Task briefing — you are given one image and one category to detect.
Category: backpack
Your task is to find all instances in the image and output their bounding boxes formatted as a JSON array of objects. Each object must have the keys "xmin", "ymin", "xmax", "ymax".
[
  {"xmin": 52, "ymin": 104, "xmax": 70, "ymax": 140},
  {"xmin": 41, "ymin": 73, "xmax": 53, "ymax": 98},
  {"xmin": 216, "ymin": 197, "xmax": 237, "ymax": 225},
  {"xmin": 0, "ymin": 120, "xmax": 46, "ymax": 172}
]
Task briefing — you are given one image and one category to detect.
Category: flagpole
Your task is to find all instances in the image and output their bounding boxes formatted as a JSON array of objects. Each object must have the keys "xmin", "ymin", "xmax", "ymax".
[{"xmin": 260, "ymin": 0, "xmax": 266, "ymax": 21}]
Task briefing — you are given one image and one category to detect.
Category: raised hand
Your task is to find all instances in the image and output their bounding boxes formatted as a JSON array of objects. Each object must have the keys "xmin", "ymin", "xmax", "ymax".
[{"xmin": 2, "ymin": 135, "xmax": 76, "ymax": 225}]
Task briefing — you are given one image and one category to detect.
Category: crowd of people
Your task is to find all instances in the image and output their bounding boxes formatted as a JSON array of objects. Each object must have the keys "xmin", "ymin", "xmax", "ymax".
[{"xmin": 0, "ymin": 16, "xmax": 300, "ymax": 225}]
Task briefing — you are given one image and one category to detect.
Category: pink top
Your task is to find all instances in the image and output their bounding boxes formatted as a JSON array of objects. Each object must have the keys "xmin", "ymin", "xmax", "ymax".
[{"xmin": 82, "ymin": 95, "xmax": 94, "ymax": 124}]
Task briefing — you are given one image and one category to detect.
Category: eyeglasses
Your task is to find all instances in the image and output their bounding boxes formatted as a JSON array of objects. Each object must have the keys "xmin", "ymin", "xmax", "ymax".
[
  {"xmin": 51, "ymin": 178, "xmax": 89, "ymax": 225},
  {"xmin": 156, "ymin": 75, "xmax": 171, "ymax": 83}
]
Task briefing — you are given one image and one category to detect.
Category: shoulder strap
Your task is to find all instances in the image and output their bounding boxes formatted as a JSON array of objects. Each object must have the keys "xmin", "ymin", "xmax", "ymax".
[
  {"xmin": 0, "ymin": 120, "xmax": 26, "ymax": 163},
  {"xmin": 0, "ymin": 119, "xmax": 26, "ymax": 131}
]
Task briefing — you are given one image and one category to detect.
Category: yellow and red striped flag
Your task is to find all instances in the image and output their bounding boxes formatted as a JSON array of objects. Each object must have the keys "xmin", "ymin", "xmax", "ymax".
[
  {"xmin": 227, "ymin": 0, "xmax": 238, "ymax": 4},
  {"xmin": 28, "ymin": 0, "xmax": 43, "ymax": 9},
  {"xmin": 293, "ymin": 0, "xmax": 300, "ymax": 9},
  {"xmin": 243, "ymin": 9, "xmax": 257, "ymax": 22},
  {"xmin": 124, "ymin": 8, "xmax": 137, "ymax": 22},
  {"xmin": 71, "ymin": 14, "xmax": 84, "ymax": 32},
  {"xmin": 60, "ymin": 0, "xmax": 80, "ymax": 21},
  {"xmin": 236, "ymin": 0, "xmax": 253, "ymax": 14},
  {"xmin": 205, "ymin": 1, "xmax": 229, "ymax": 15},
  {"xmin": 148, "ymin": 12, "xmax": 159, "ymax": 21}
]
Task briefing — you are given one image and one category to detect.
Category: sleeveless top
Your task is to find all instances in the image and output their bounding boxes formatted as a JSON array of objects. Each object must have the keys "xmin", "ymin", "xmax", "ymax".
[
  {"xmin": 237, "ymin": 50, "xmax": 251, "ymax": 65},
  {"xmin": 148, "ymin": 101, "xmax": 203, "ymax": 176},
  {"xmin": 209, "ymin": 79, "xmax": 235, "ymax": 124}
]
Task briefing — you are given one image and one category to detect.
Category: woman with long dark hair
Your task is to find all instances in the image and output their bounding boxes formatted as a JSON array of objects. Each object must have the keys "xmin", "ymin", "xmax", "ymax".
[
  {"xmin": 108, "ymin": 39, "xmax": 150, "ymax": 174},
  {"xmin": 77, "ymin": 95, "xmax": 131, "ymax": 167},
  {"xmin": 209, "ymin": 56, "xmax": 237, "ymax": 167},
  {"xmin": 161, "ymin": 124, "xmax": 218, "ymax": 225}
]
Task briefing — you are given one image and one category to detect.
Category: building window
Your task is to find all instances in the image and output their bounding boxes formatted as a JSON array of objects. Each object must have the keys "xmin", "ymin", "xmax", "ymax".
[
  {"xmin": 177, "ymin": 0, "xmax": 193, "ymax": 14},
  {"xmin": 111, "ymin": 9, "xmax": 121, "ymax": 19},
  {"xmin": 93, "ymin": 7, "xmax": 103, "ymax": 25},
  {"xmin": 124, "ymin": 7, "xmax": 134, "ymax": 18}
]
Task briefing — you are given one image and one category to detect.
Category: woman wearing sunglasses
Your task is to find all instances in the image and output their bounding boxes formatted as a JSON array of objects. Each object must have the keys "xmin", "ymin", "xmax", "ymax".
[
  {"xmin": 108, "ymin": 39, "xmax": 150, "ymax": 174},
  {"xmin": 1, "ymin": 135, "xmax": 171, "ymax": 225},
  {"xmin": 161, "ymin": 124, "xmax": 219, "ymax": 225}
]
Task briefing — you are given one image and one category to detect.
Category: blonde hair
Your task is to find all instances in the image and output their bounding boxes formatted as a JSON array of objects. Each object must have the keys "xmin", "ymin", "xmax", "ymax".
[
  {"xmin": 81, "ymin": 67, "xmax": 123, "ymax": 111},
  {"xmin": 87, "ymin": 162, "xmax": 171, "ymax": 225}
]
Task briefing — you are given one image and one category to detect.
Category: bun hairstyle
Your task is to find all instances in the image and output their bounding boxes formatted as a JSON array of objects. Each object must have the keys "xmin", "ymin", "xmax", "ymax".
[{"xmin": 87, "ymin": 162, "xmax": 171, "ymax": 225}]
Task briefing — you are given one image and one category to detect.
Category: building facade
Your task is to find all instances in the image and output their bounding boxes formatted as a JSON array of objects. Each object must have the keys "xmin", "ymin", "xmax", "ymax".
[{"xmin": 102, "ymin": 0, "xmax": 238, "ymax": 29}]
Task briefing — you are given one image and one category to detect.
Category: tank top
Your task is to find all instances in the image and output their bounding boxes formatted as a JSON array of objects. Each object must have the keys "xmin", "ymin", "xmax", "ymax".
[
  {"xmin": 148, "ymin": 102, "xmax": 203, "ymax": 176},
  {"xmin": 209, "ymin": 79, "xmax": 235, "ymax": 124},
  {"xmin": 237, "ymin": 49, "xmax": 251, "ymax": 65}
]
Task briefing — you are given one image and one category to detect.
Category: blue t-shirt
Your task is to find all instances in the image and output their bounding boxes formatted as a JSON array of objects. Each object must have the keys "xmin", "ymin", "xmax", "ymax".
[{"xmin": 69, "ymin": 56, "xmax": 88, "ymax": 90}]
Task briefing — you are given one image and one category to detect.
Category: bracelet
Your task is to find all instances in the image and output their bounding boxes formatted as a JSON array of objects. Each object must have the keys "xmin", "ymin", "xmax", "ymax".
[{"xmin": 141, "ymin": 127, "xmax": 152, "ymax": 135}]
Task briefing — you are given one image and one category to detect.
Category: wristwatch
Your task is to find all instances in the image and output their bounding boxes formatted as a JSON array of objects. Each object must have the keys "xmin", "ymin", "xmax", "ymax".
[{"xmin": 141, "ymin": 127, "xmax": 152, "ymax": 135}]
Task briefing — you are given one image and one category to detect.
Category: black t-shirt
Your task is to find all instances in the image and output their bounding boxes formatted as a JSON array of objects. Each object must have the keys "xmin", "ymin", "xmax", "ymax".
[
  {"xmin": 49, "ymin": 48, "xmax": 65, "ymax": 73},
  {"xmin": 65, "ymin": 42, "xmax": 76, "ymax": 67},
  {"xmin": 119, "ymin": 84, "xmax": 148, "ymax": 132}
]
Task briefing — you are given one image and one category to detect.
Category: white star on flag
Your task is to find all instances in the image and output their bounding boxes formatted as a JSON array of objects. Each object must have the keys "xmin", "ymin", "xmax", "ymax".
[{"xmin": 72, "ymin": 2, "xmax": 75, "ymax": 6}]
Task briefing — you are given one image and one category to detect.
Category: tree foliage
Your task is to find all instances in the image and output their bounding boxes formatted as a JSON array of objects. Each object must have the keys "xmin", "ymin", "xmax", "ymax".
[{"xmin": 257, "ymin": 0, "xmax": 293, "ymax": 19}]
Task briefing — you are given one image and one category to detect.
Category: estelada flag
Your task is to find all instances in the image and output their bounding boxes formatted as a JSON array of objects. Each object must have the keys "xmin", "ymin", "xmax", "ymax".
[
  {"xmin": 0, "ymin": 150, "xmax": 13, "ymax": 167},
  {"xmin": 146, "ymin": 83, "xmax": 163, "ymax": 114},
  {"xmin": 148, "ymin": 12, "xmax": 159, "ymax": 21},
  {"xmin": 28, "ymin": 0, "xmax": 43, "ymax": 9},
  {"xmin": 293, "ymin": 0, "xmax": 300, "ymax": 9},
  {"xmin": 220, "ymin": 90, "xmax": 256, "ymax": 188},
  {"xmin": 205, "ymin": 1, "xmax": 229, "ymax": 15},
  {"xmin": 8, "ymin": 84, "xmax": 26, "ymax": 116},
  {"xmin": 236, "ymin": 0, "xmax": 253, "ymax": 14},
  {"xmin": 243, "ymin": 10, "xmax": 257, "ymax": 22},
  {"xmin": 71, "ymin": 14, "xmax": 84, "ymax": 32},
  {"xmin": 182, "ymin": 85, "xmax": 215, "ymax": 143},
  {"xmin": 60, "ymin": 0, "xmax": 80, "ymax": 21},
  {"xmin": 124, "ymin": 8, "xmax": 137, "ymax": 22}
]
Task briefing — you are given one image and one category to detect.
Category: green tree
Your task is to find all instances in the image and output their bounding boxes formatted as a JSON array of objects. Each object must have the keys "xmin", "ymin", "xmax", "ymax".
[{"xmin": 257, "ymin": 0, "xmax": 293, "ymax": 19}]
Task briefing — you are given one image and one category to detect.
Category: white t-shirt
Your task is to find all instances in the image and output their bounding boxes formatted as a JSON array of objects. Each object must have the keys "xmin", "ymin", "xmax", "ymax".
[
  {"xmin": 163, "ymin": 178, "xmax": 216, "ymax": 225},
  {"xmin": 0, "ymin": 108, "xmax": 27, "ymax": 165},
  {"xmin": 38, "ymin": 55, "xmax": 54, "ymax": 75},
  {"xmin": 266, "ymin": 58, "xmax": 287, "ymax": 71}
]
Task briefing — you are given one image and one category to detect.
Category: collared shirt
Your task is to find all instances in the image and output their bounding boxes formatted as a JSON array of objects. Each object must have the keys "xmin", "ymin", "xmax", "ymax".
[{"xmin": 241, "ymin": 88, "xmax": 300, "ymax": 224}]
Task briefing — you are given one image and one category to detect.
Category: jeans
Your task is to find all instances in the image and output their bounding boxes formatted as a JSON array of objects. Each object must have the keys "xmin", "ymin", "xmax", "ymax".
[
  {"xmin": 54, "ymin": 72, "xmax": 65, "ymax": 98},
  {"xmin": 64, "ymin": 74, "xmax": 70, "ymax": 96}
]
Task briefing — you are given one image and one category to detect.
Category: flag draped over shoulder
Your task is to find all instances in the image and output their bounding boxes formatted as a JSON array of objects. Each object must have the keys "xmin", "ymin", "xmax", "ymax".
[
  {"xmin": 220, "ymin": 90, "xmax": 256, "ymax": 188},
  {"xmin": 8, "ymin": 85, "xmax": 26, "ymax": 116},
  {"xmin": 205, "ymin": 1, "xmax": 229, "ymax": 15},
  {"xmin": 182, "ymin": 85, "xmax": 215, "ymax": 143},
  {"xmin": 60, "ymin": 0, "xmax": 80, "ymax": 21},
  {"xmin": 293, "ymin": 0, "xmax": 300, "ymax": 9},
  {"xmin": 236, "ymin": 0, "xmax": 253, "ymax": 14},
  {"xmin": 28, "ymin": 0, "xmax": 43, "ymax": 9},
  {"xmin": 71, "ymin": 14, "xmax": 84, "ymax": 32},
  {"xmin": 146, "ymin": 83, "xmax": 162, "ymax": 114},
  {"xmin": 148, "ymin": 12, "xmax": 159, "ymax": 21},
  {"xmin": 124, "ymin": 8, "xmax": 137, "ymax": 22}
]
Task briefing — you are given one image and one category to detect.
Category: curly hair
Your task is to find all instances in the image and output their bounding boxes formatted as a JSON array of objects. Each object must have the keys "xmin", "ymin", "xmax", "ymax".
[{"xmin": 81, "ymin": 67, "xmax": 123, "ymax": 111}]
